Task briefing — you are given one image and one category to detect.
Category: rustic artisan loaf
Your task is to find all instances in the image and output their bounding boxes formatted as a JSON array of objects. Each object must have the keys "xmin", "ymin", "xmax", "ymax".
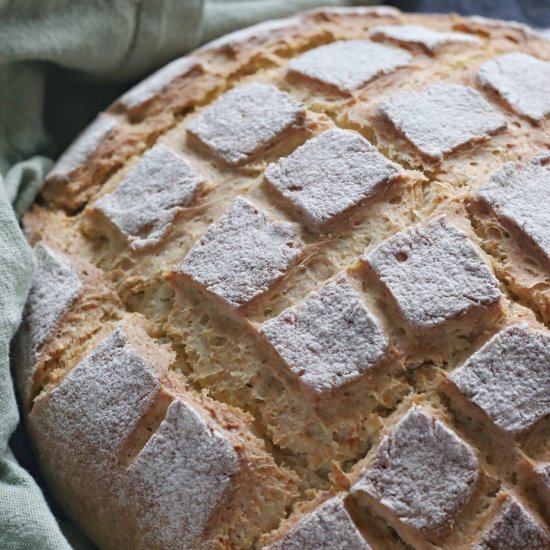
[{"xmin": 16, "ymin": 6, "xmax": 550, "ymax": 549}]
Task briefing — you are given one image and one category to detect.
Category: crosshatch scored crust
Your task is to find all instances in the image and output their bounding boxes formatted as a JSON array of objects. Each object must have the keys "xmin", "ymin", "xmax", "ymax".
[{"xmin": 15, "ymin": 5, "xmax": 550, "ymax": 550}]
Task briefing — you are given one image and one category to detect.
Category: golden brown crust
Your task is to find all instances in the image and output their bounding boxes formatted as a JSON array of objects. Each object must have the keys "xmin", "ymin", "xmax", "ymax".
[{"xmin": 17, "ymin": 7, "xmax": 550, "ymax": 550}]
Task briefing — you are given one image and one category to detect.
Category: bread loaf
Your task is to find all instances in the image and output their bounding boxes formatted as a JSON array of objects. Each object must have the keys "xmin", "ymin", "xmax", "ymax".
[{"xmin": 16, "ymin": 6, "xmax": 550, "ymax": 549}]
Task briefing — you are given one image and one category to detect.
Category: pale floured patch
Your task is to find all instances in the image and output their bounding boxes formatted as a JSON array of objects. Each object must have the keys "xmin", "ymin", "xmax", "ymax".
[
  {"xmin": 370, "ymin": 24, "xmax": 480, "ymax": 51},
  {"xmin": 380, "ymin": 84, "xmax": 507, "ymax": 160},
  {"xmin": 471, "ymin": 494, "xmax": 550, "ymax": 550},
  {"xmin": 363, "ymin": 216, "xmax": 501, "ymax": 329},
  {"xmin": 16, "ymin": 243, "xmax": 82, "ymax": 405},
  {"xmin": 30, "ymin": 325, "xmax": 169, "ymax": 462},
  {"xmin": 449, "ymin": 324, "xmax": 550, "ymax": 437},
  {"xmin": 260, "ymin": 275, "xmax": 389, "ymax": 395},
  {"xmin": 266, "ymin": 496, "xmax": 372, "ymax": 550},
  {"xmin": 118, "ymin": 58, "xmax": 201, "ymax": 112},
  {"xmin": 264, "ymin": 128, "xmax": 401, "ymax": 226},
  {"xmin": 126, "ymin": 398, "xmax": 240, "ymax": 549},
  {"xmin": 47, "ymin": 114, "xmax": 117, "ymax": 180},
  {"xmin": 92, "ymin": 144, "xmax": 205, "ymax": 251},
  {"xmin": 187, "ymin": 83, "xmax": 305, "ymax": 165},
  {"xmin": 478, "ymin": 156, "xmax": 550, "ymax": 264},
  {"xmin": 287, "ymin": 40, "xmax": 411, "ymax": 94},
  {"xmin": 477, "ymin": 52, "xmax": 550, "ymax": 123},
  {"xmin": 177, "ymin": 197, "xmax": 303, "ymax": 309},
  {"xmin": 352, "ymin": 406, "xmax": 480, "ymax": 541},
  {"xmin": 25, "ymin": 243, "xmax": 82, "ymax": 350}
]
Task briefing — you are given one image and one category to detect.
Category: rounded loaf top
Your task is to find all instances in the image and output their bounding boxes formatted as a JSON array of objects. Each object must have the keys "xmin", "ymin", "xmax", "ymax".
[{"xmin": 17, "ymin": 6, "xmax": 550, "ymax": 549}]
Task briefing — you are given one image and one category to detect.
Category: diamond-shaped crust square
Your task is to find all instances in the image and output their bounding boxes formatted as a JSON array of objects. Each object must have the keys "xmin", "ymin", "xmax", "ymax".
[
  {"xmin": 351, "ymin": 406, "xmax": 479, "ymax": 541},
  {"xmin": 186, "ymin": 83, "xmax": 305, "ymax": 165},
  {"xmin": 30, "ymin": 324, "xmax": 171, "ymax": 475},
  {"xmin": 117, "ymin": 58, "xmax": 200, "ymax": 113},
  {"xmin": 126, "ymin": 398, "xmax": 240, "ymax": 549},
  {"xmin": 370, "ymin": 24, "xmax": 480, "ymax": 52},
  {"xmin": 25, "ymin": 244, "xmax": 82, "ymax": 352},
  {"xmin": 379, "ymin": 84, "xmax": 507, "ymax": 160},
  {"xmin": 17, "ymin": 244, "xmax": 83, "ymax": 408},
  {"xmin": 287, "ymin": 40, "xmax": 411, "ymax": 94},
  {"xmin": 363, "ymin": 216, "xmax": 501, "ymax": 329},
  {"xmin": 92, "ymin": 144, "xmax": 205, "ymax": 251},
  {"xmin": 47, "ymin": 114, "xmax": 118, "ymax": 181},
  {"xmin": 449, "ymin": 324, "xmax": 550, "ymax": 437},
  {"xmin": 260, "ymin": 275, "xmax": 389, "ymax": 395},
  {"xmin": 478, "ymin": 156, "xmax": 550, "ymax": 265},
  {"xmin": 176, "ymin": 197, "xmax": 303, "ymax": 309},
  {"xmin": 266, "ymin": 496, "xmax": 372, "ymax": 550},
  {"xmin": 264, "ymin": 128, "xmax": 402, "ymax": 226},
  {"xmin": 472, "ymin": 494, "xmax": 550, "ymax": 550},
  {"xmin": 477, "ymin": 53, "xmax": 550, "ymax": 123}
]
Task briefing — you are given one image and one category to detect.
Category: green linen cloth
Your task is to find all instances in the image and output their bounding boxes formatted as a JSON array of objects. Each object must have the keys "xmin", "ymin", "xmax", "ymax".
[{"xmin": 0, "ymin": 1, "xmax": 375, "ymax": 548}]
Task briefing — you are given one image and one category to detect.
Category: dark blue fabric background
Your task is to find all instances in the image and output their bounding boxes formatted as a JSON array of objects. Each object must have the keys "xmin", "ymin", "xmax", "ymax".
[
  {"xmin": 390, "ymin": 0, "xmax": 550, "ymax": 28},
  {"xmin": 8, "ymin": 0, "xmax": 549, "ymax": 541}
]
